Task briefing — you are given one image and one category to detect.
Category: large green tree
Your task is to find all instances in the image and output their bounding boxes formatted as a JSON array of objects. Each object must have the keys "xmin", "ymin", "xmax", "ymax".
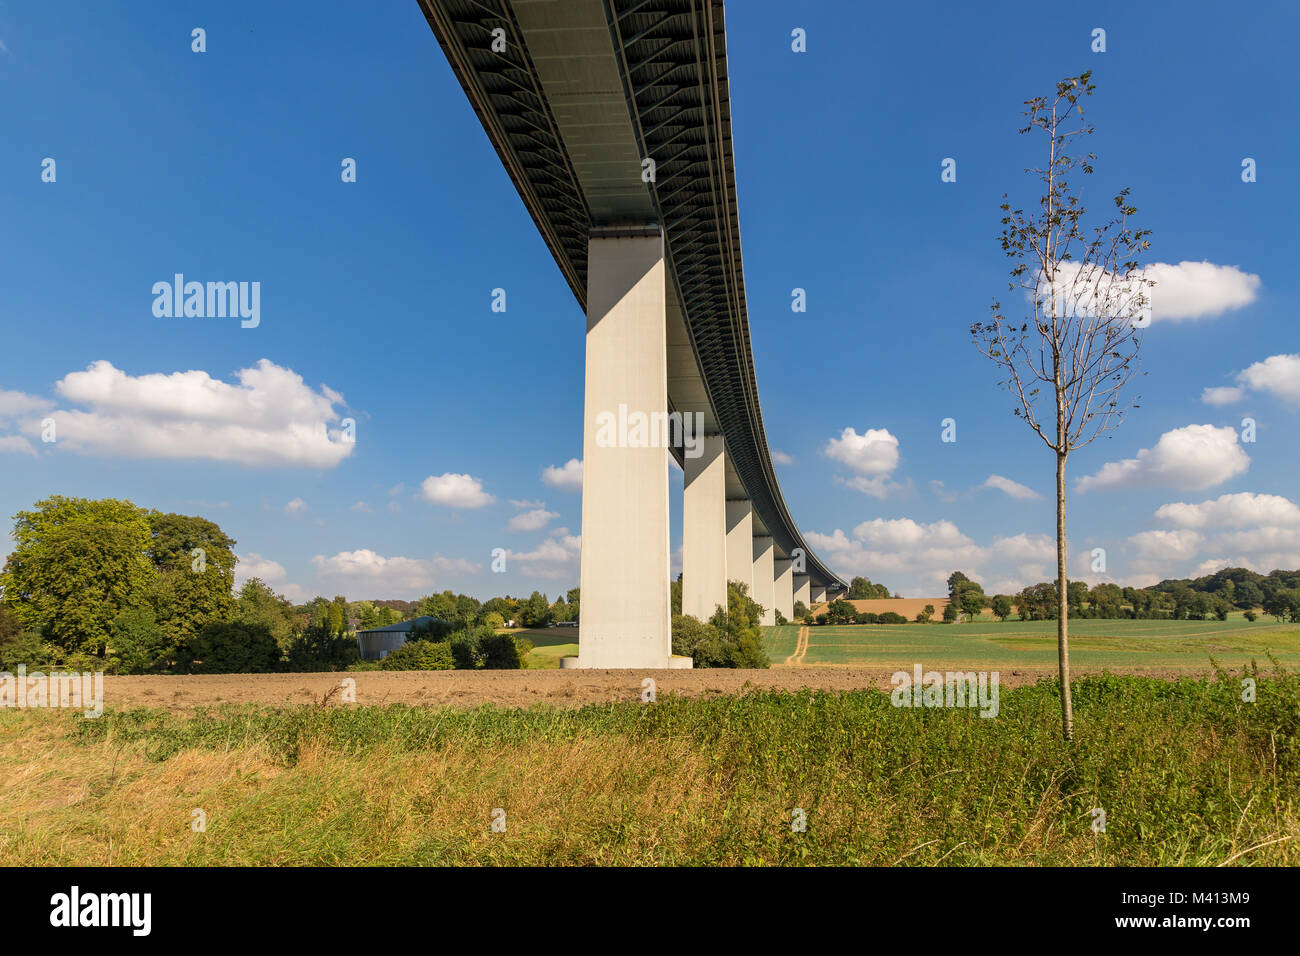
[
  {"xmin": 1, "ymin": 496, "xmax": 155, "ymax": 654},
  {"xmin": 145, "ymin": 511, "xmax": 237, "ymax": 650}
]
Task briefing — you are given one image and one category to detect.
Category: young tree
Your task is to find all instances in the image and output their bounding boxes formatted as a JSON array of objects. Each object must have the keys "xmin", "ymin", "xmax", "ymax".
[{"xmin": 972, "ymin": 72, "xmax": 1152, "ymax": 741}]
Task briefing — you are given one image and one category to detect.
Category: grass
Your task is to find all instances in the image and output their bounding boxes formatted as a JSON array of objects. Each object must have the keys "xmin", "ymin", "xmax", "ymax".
[
  {"xmin": 1, "ymin": 665, "xmax": 1296, "ymax": 865},
  {"xmin": 511, "ymin": 627, "xmax": 579, "ymax": 669},
  {"xmin": 766, "ymin": 619, "xmax": 1300, "ymax": 669}
]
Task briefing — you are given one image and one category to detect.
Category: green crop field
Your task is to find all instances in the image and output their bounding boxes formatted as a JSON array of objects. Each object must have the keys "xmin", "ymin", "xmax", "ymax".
[
  {"xmin": 763, "ymin": 618, "xmax": 1300, "ymax": 669},
  {"xmin": 510, "ymin": 627, "xmax": 580, "ymax": 668}
]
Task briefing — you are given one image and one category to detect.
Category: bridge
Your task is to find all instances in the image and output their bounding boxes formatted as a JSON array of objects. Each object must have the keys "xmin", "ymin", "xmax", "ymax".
[{"xmin": 418, "ymin": 0, "xmax": 845, "ymax": 667}]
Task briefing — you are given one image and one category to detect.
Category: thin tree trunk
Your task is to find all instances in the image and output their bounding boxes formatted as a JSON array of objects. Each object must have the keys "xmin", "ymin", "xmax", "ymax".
[{"xmin": 1056, "ymin": 447, "xmax": 1074, "ymax": 741}]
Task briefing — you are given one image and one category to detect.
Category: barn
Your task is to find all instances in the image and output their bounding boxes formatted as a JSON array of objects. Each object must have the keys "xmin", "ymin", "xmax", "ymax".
[{"xmin": 356, "ymin": 616, "xmax": 443, "ymax": 660}]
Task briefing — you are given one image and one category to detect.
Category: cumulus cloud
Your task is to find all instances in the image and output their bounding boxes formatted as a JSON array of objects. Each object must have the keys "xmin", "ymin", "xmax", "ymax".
[
  {"xmin": 0, "ymin": 435, "xmax": 37, "ymax": 457},
  {"xmin": 989, "ymin": 533, "xmax": 1056, "ymax": 563},
  {"xmin": 983, "ymin": 474, "xmax": 1041, "ymax": 500},
  {"xmin": 771, "ymin": 449, "xmax": 794, "ymax": 465},
  {"xmin": 1154, "ymin": 492, "xmax": 1300, "ymax": 530},
  {"xmin": 17, "ymin": 360, "xmax": 354, "ymax": 468},
  {"xmin": 1237, "ymin": 354, "xmax": 1300, "ymax": 403},
  {"xmin": 825, "ymin": 427, "xmax": 899, "ymax": 476},
  {"xmin": 235, "ymin": 552, "xmax": 305, "ymax": 602},
  {"xmin": 1144, "ymin": 261, "xmax": 1260, "ymax": 321},
  {"xmin": 1076, "ymin": 424, "xmax": 1249, "ymax": 492},
  {"xmin": 807, "ymin": 518, "xmax": 984, "ymax": 594},
  {"xmin": 506, "ymin": 533, "xmax": 582, "ymax": 580},
  {"xmin": 542, "ymin": 458, "xmax": 583, "ymax": 491},
  {"xmin": 0, "ymin": 389, "xmax": 53, "ymax": 421},
  {"xmin": 284, "ymin": 497, "xmax": 308, "ymax": 514},
  {"xmin": 1201, "ymin": 386, "xmax": 1245, "ymax": 406},
  {"xmin": 507, "ymin": 507, "xmax": 558, "ymax": 532},
  {"xmin": 1128, "ymin": 529, "xmax": 1204, "ymax": 562},
  {"xmin": 311, "ymin": 549, "xmax": 480, "ymax": 596},
  {"xmin": 350, "ymin": 501, "xmax": 373, "ymax": 513},
  {"xmin": 420, "ymin": 472, "xmax": 494, "ymax": 508}
]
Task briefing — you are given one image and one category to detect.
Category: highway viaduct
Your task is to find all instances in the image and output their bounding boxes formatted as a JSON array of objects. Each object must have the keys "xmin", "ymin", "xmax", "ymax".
[{"xmin": 418, "ymin": 0, "xmax": 844, "ymax": 667}]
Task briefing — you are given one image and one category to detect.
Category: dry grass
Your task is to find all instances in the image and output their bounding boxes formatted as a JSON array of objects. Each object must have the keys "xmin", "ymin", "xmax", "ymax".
[{"xmin": 2, "ymin": 670, "xmax": 1297, "ymax": 866}]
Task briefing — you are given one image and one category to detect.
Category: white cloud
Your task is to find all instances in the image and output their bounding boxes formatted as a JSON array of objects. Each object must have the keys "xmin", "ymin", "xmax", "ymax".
[
  {"xmin": 542, "ymin": 458, "xmax": 583, "ymax": 491},
  {"xmin": 1154, "ymin": 492, "xmax": 1300, "ymax": 530},
  {"xmin": 0, "ymin": 389, "xmax": 53, "ymax": 421},
  {"xmin": 350, "ymin": 501, "xmax": 373, "ymax": 513},
  {"xmin": 1128, "ymin": 529, "xmax": 1203, "ymax": 561},
  {"xmin": 311, "ymin": 549, "xmax": 480, "ymax": 596},
  {"xmin": 19, "ymin": 359, "xmax": 354, "ymax": 468},
  {"xmin": 285, "ymin": 497, "xmax": 308, "ymax": 514},
  {"xmin": 507, "ymin": 534, "xmax": 581, "ymax": 580},
  {"xmin": 419, "ymin": 472, "xmax": 494, "ymax": 508},
  {"xmin": 1076, "ymin": 424, "xmax": 1249, "ymax": 492},
  {"xmin": 0, "ymin": 435, "xmax": 37, "ymax": 457},
  {"xmin": 507, "ymin": 508, "xmax": 558, "ymax": 532},
  {"xmin": 771, "ymin": 449, "xmax": 793, "ymax": 465},
  {"xmin": 825, "ymin": 427, "xmax": 899, "ymax": 476},
  {"xmin": 836, "ymin": 475, "xmax": 912, "ymax": 499},
  {"xmin": 1145, "ymin": 261, "xmax": 1260, "ymax": 321},
  {"xmin": 235, "ymin": 552, "xmax": 305, "ymax": 602},
  {"xmin": 1201, "ymin": 386, "xmax": 1245, "ymax": 406},
  {"xmin": 983, "ymin": 474, "xmax": 1041, "ymax": 500},
  {"xmin": 990, "ymin": 533, "xmax": 1056, "ymax": 563},
  {"xmin": 1237, "ymin": 354, "xmax": 1300, "ymax": 403}
]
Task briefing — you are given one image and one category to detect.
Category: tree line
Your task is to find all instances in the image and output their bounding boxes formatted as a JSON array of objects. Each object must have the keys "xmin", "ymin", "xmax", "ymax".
[{"xmin": 0, "ymin": 496, "xmax": 579, "ymax": 674}]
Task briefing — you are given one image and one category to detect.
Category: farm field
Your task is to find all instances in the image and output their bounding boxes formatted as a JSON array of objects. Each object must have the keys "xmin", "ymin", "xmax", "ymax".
[
  {"xmin": 509, "ymin": 627, "xmax": 579, "ymax": 669},
  {"xmin": 3, "ymin": 668, "xmax": 1296, "ymax": 866},
  {"xmin": 764, "ymin": 619, "xmax": 1300, "ymax": 670}
]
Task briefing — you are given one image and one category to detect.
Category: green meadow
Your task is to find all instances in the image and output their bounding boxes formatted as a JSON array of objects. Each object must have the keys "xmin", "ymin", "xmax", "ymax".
[{"xmin": 764, "ymin": 618, "xmax": 1300, "ymax": 670}]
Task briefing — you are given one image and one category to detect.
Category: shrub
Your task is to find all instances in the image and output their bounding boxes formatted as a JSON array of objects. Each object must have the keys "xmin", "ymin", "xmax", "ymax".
[
  {"xmin": 181, "ymin": 621, "xmax": 281, "ymax": 674},
  {"xmin": 478, "ymin": 632, "xmax": 525, "ymax": 669},
  {"xmin": 1244, "ymin": 609, "xmax": 1257, "ymax": 622},
  {"xmin": 878, "ymin": 611, "xmax": 908, "ymax": 624},
  {"xmin": 450, "ymin": 631, "xmax": 479, "ymax": 669},
  {"xmin": 815, "ymin": 614, "xmax": 828, "ymax": 626},
  {"xmin": 380, "ymin": 640, "xmax": 454, "ymax": 671},
  {"xmin": 670, "ymin": 581, "xmax": 770, "ymax": 668}
]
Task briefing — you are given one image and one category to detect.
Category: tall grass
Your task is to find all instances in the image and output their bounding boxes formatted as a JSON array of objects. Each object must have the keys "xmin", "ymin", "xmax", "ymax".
[{"xmin": 2, "ymin": 666, "xmax": 1295, "ymax": 866}]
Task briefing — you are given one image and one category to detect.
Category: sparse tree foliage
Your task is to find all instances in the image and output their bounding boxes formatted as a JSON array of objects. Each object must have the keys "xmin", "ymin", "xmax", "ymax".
[{"xmin": 972, "ymin": 72, "xmax": 1153, "ymax": 740}]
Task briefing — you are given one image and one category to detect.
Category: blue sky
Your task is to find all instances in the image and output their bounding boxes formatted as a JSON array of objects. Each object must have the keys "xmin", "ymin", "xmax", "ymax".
[{"xmin": 1, "ymin": 0, "xmax": 1296, "ymax": 602}]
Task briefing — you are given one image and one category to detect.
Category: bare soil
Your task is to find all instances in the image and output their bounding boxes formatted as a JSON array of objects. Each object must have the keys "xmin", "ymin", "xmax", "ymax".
[{"xmin": 97, "ymin": 665, "xmax": 1206, "ymax": 713}]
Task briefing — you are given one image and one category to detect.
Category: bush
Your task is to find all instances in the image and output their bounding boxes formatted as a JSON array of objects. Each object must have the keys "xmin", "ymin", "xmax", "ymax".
[
  {"xmin": 181, "ymin": 621, "xmax": 281, "ymax": 674},
  {"xmin": 478, "ymin": 632, "xmax": 525, "ymax": 669},
  {"xmin": 670, "ymin": 581, "xmax": 770, "ymax": 669},
  {"xmin": 815, "ymin": 613, "xmax": 828, "ymax": 626},
  {"xmin": 878, "ymin": 611, "xmax": 908, "ymax": 624},
  {"xmin": 1244, "ymin": 609, "xmax": 1257, "ymax": 622},
  {"xmin": 802, "ymin": 614, "xmax": 814, "ymax": 626},
  {"xmin": 380, "ymin": 640, "xmax": 454, "ymax": 671},
  {"xmin": 450, "ymin": 631, "xmax": 479, "ymax": 669}
]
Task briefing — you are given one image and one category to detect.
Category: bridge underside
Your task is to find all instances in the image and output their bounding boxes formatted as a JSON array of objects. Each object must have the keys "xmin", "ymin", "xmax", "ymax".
[{"xmin": 419, "ymin": 0, "xmax": 843, "ymax": 665}]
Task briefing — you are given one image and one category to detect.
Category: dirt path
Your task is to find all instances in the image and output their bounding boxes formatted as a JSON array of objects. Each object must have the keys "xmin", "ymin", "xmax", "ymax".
[
  {"xmin": 84, "ymin": 665, "xmax": 1217, "ymax": 714},
  {"xmin": 784, "ymin": 626, "xmax": 811, "ymax": 666}
]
